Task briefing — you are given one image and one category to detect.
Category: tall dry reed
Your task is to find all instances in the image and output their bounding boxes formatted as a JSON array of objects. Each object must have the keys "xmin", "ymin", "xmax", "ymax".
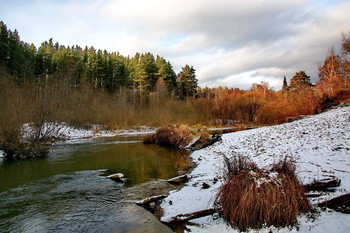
[{"xmin": 215, "ymin": 155, "xmax": 311, "ymax": 231}]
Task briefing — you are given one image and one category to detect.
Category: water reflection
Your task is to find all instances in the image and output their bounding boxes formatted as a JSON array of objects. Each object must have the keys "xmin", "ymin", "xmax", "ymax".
[
  {"xmin": 0, "ymin": 136, "xmax": 190, "ymax": 232},
  {"xmin": 0, "ymin": 136, "xmax": 190, "ymax": 191}
]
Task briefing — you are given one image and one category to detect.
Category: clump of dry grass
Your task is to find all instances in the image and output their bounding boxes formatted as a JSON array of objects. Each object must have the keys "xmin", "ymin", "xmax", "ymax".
[
  {"xmin": 215, "ymin": 155, "xmax": 311, "ymax": 232},
  {"xmin": 143, "ymin": 124, "xmax": 194, "ymax": 147}
]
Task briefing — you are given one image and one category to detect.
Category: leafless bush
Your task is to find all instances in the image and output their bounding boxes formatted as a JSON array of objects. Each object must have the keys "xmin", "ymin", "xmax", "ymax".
[
  {"xmin": 0, "ymin": 122, "xmax": 65, "ymax": 159},
  {"xmin": 215, "ymin": 155, "xmax": 311, "ymax": 231}
]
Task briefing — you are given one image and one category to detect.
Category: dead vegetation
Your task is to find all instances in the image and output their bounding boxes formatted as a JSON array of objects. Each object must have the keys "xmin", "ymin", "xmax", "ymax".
[
  {"xmin": 0, "ymin": 122, "xmax": 65, "ymax": 159},
  {"xmin": 214, "ymin": 155, "xmax": 311, "ymax": 232},
  {"xmin": 143, "ymin": 124, "xmax": 194, "ymax": 147}
]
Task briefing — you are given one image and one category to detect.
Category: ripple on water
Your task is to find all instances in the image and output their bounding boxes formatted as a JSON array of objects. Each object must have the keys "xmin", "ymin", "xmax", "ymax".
[{"xmin": 0, "ymin": 170, "xmax": 173, "ymax": 233}]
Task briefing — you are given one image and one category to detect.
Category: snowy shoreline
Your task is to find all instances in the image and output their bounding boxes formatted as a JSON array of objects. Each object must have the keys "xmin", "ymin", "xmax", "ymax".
[
  {"xmin": 59, "ymin": 125, "xmax": 157, "ymax": 141},
  {"xmin": 160, "ymin": 105, "xmax": 350, "ymax": 232}
]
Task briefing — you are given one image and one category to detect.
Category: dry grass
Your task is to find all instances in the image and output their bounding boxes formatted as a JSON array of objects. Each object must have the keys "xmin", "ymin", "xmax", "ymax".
[
  {"xmin": 215, "ymin": 155, "xmax": 311, "ymax": 231},
  {"xmin": 143, "ymin": 124, "xmax": 194, "ymax": 147}
]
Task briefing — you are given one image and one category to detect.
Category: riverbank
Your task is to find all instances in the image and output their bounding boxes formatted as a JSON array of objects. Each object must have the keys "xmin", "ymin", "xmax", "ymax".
[{"xmin": 160, "ymin": 104, "xmax": 350, "ymax": 232}]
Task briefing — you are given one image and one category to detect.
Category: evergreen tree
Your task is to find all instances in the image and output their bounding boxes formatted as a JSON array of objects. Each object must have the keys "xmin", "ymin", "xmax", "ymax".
[
  {"xmin": 155, "ymin": 56, "xmax": 176, "ymax": 93},
  {"xmin": 87, "ymin": 46, "xmax": 97, "ymax": 86},
  {"xmin": 289, "ymin": 71, "xmax": 312, "ymax": 90},
  {"xmin": 22, "ymin": 43, "xmax": 37, "ymax": 81},
  {"xmin": 132, "ymin": 60, "xmax": 148, "ymax": 94},
  {"xmin": 282, "ymin": 76, "xmax": 289, "ymax": 92},
  {"xmin": 108, "ymin": 52, "xmax": 130, "ymax": 90},
  {"xmin": 36, "ymin": 39, "xmax": 55, "ymax": 80},
  {"xmin": 0, "ymin": 21, "xmax": 9, "ymax": 67},
  {"xmin": 0, "ymin": 21, "xmax": 181, "ymax": 96},
  {"xmin": 140, "ymin": 52, "xmax": 158, "ymax": 92},
  {"xmin": 95, "ymin": 49, "xmax": 107, "ymax": 89},
  {"xmin": 176, "ymin": 65, "xmax": 198, "ymax": 99},
  {"xmin": 7, "ymin": 29, "xmax": 25, "ymax": 77}
]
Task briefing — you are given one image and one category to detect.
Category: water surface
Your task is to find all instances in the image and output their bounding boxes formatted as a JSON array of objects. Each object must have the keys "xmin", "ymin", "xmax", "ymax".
[{"xmin": 0, "ymin": 135, "xmax": 190, "ymax": 232}]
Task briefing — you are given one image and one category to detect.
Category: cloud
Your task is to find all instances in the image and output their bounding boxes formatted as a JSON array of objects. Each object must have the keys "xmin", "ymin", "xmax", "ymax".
[{"xmin": 1, "ymin": 0, "xmax": 350, "ymax": 89}]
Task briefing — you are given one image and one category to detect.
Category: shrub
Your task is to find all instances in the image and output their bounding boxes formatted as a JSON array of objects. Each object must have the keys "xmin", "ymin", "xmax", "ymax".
[
  {"xmin": 215, "ymin": 155, "xmax": 311, "ymax": 231},
  {"xmin": 0, "ymin": 122, "xmax": 65, "ymax": 159},
  {"xmin": 143, "ymin": 124, "xmax": 194, "ymax": 147}
]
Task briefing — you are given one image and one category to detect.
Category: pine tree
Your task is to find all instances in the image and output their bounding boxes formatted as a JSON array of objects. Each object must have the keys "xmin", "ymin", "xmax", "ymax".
[
  {"xmin": 22, "ymin": 43, "xmax": 36, "ymax": 81},
  {"xmin": 0, "ymin": 21, "xmax": 9, "ymax": 67},
  {"xmin": 289, "ymin": 71, "xmax": 312, "ymax": 90},
  {"xmin": 96, "ymin": 49, "xmax": 107, "ymax": 89},
  {"xmin": 282, "ymin": 76, "xmax": 289, "ymax": 92},
  {"xmin": 155, "ymin": 56, "xmax": 176, "ymax": 93},
  {"xmin": 132, "ymin": 61, "xmax": 148, "ymax": 94},
  {"xmin": 36, "ymin": 39, "xmax": 55, "ymax": 80},
  {"xmin": 176, "ymin": 65, "xmax": 198, "ymax": 99},
  {"xmin": 140, "ymin": 52, "xmax": 158, "ymax": 92},
  {"xmin": 7, "ymin": 29, "xmax": 25, "ymax": 77},
  {"xmin": 87, "ymin": 46, "xmax": 97, "ymax": 86}
]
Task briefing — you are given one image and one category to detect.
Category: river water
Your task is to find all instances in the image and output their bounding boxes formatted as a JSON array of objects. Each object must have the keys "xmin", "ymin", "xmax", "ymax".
[{"xmin": 0, "ymin": 135, "xmax": 190, "ymax": 232}]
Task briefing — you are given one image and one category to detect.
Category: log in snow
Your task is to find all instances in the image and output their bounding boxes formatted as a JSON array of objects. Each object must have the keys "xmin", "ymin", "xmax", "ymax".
[
  {"xmin": 318, "ymin": 193, "xmax": 350, "ymax": 209},
  {"xmin": 136, "ymin": 195, "xmax": 168, "ymax": 206},
  {"xmin": 162, "ymin": 208, "xmax": 216, "ymax": 224},
  {"xmin": 167, "ymin": 174, "xmax": 191, "ymax": 184},
  {"xmin": 304, "ymin": 178, "xmax": 341, "ymax": 191}
]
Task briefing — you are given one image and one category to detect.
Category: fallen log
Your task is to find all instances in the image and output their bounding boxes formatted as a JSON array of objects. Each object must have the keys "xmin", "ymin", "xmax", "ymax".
[
  {"xmin": 203, "ymin": 133, "xmax": 222, "ymax": 148},
  {"xmin": 305, "ymin": 192, "xmax": 322, "ymax": 198},
  {"xmin": 167, "ymin": 174, "xmax": 191, "ymax": 184},
  {"xmin": 304, "ymin": 178, "xmax": 341, "ymax": 191},
  {"xmin": 188, "ymin": 133, "xmax": 222, "ymax": 151},
  {"xmin": 136, "ymin": 195, "xmax": 168, "ymax": 206},
  {"xmin": 318, "ymin": 193, "xmax": 350, "ymax": 208},
  {"xmin": 162, "ymin": 208, "xmax": 216, "ymax": 224},
  {"xmin": 107, "ymin": 173, "xmax": 125, "ymax": 182}
]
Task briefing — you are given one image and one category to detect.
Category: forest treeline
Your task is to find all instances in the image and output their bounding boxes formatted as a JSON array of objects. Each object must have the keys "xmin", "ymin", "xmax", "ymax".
[
  {"xmin": 0, "ymin": 21, "xmax": 198, "ymax": 100},
  {"xmin": 0, "ymin": 21, "xmax": 350, "ymax": 131}
]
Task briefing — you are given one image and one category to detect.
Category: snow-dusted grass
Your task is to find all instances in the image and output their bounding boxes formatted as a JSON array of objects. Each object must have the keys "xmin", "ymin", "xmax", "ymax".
[{"xmin": 160, "ymin": 105, "xmax": 350, "ymax": 232}]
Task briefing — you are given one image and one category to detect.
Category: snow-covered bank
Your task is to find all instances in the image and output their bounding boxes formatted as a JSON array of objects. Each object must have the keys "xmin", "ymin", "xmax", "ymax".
[
  {"xmin": 59, "ymin": 125, "xmax": 156, "ymax": 142},
  {"xmin": 161, "ymin": 105, "xmax": 350, "ymax": 232}
]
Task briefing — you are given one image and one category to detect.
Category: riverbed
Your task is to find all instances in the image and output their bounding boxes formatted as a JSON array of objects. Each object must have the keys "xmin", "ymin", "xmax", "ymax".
[{"xmin": 0, "ymin": 135, "xmax": 190, "ymax": 232}]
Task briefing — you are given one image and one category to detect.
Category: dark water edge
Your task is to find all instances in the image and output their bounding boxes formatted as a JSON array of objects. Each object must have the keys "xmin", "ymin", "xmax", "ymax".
[{"xmin": 0, "ymin": 136, "xmax": 190, "ymax": 233}]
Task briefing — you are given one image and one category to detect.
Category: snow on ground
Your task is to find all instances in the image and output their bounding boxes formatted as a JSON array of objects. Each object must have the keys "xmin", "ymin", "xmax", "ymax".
[
  {"xmin": 160, "ymin": 105, "xmax": 350, "ymax": 232},
  {"xmin": 59, "ymin": 125, "xmax": 156, "ymax": 142}
]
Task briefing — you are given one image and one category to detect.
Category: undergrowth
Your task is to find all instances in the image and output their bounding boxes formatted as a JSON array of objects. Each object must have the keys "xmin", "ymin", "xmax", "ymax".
[
  {"xmin": 215, "ymin": 154, "xmax": 311, "ymax": 232},
  {"xmin": 143, "ymin": 124, "xmax": 194, "ymax": 147}
]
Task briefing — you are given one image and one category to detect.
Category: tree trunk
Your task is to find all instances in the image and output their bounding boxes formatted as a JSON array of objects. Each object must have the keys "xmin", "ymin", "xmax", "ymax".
[{"xmin": 162, "ymin": 208, "xmax": 216, "ymax": 224}]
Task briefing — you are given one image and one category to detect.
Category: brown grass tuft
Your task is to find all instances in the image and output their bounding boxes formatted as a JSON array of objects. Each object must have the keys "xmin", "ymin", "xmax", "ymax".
[
  {"xmin": 143, "ymin": 124, "xmax": 194, "ymax": 147},
  {"xmin": 215, "ymin": 155, "xmax": 311, "ymax": 231}
]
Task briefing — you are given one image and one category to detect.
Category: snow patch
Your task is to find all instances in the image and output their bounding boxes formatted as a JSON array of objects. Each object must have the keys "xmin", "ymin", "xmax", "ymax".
[{"xmin": 161, "ymin": 105, "xmax": 350, "ymax": 232}]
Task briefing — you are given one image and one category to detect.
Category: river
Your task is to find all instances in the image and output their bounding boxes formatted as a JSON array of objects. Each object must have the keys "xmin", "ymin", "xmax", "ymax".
[{"xmin": 0, "ymin": 135, "xmax": 190, "ymax": 232}]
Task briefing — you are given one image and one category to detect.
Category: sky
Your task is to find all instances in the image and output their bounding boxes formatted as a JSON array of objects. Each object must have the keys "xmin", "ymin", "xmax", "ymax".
[{"xmin": 1, "ymin": 0, "xmax": 350, "ymax": 90}]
